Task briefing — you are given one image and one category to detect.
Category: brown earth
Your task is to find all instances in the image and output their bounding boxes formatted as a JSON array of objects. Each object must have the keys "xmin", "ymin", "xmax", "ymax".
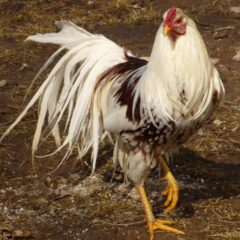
[{"xmin": 0, "ymin": 0, "xmax": 240, "ymax": 240}]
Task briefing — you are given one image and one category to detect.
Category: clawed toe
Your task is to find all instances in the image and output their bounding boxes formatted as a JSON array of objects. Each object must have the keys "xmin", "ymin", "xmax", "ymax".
[
  {"xmin": 149, "ymin": 219, "xmax": 184, "ymax": 240},
  {"xmin": 162, "ymin": 183, "xmax": 179, "ymax": 213}
]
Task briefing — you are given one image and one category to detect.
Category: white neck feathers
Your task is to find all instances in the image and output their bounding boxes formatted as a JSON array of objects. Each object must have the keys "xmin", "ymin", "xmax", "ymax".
[{"xmin": 138, "ymin": 20, "xmax": 223, "ymax": 124}]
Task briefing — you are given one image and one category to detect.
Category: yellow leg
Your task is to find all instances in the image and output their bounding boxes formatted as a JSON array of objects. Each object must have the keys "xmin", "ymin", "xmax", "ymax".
[
  {"xmin": 159, "ymin": 156, "xmax": 179, "ymax": 213},
  {"xmin": 135, "ymin": 184, "xmax": 184, "ymax": 240}
]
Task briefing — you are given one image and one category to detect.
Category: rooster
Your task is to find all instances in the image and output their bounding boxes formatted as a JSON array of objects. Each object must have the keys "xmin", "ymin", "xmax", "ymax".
[{"xmin": 2, "ymin": 7, "xmax": 224, "ymax": 239}]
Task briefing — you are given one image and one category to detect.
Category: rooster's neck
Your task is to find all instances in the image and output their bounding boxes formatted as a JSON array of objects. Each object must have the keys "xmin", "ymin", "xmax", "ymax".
[{"xmin": 139, "ymin": 23, "xmax": 216, "ymax": 123}]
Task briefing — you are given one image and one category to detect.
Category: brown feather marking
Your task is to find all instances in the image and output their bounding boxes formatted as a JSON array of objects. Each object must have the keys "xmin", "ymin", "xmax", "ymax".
[
  {"xmin": 114, "ymin": 55, "xmax": 147, "ymax": 123},
  {"xmin": 97, "ymin": 52, "xmax": 147, "ymax": 123},
  {"xmin": 180, "ymin": 89, "xmax": 187, "ymax": 105}
]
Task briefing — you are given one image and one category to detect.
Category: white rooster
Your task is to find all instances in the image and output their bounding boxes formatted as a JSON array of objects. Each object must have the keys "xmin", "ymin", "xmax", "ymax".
[{"xmin": 2, "ymin": 7, "xmax": 224, "ymax": 239}]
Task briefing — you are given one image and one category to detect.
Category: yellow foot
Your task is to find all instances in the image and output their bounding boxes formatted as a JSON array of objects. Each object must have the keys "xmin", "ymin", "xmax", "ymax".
[
  {"xmin": 135, "ymin": 184, "xmax": 183, "ymax": 240},
  {"xmin": 159, "ymin": 157, "xmax": 179, "ymax": 213},
  {"xmin": 149, "ymin": 219, "xmax": 184, "ymax": 240},
  {"xmin": 161, "ymin": 180, "xmax": 179, "ymax": 213}
]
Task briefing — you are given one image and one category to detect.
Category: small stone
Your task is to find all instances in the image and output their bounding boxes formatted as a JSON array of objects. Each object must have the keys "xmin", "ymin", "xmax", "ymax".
[
  {"xmin": 14, "ymin": 230, "xmax": 33, "ymax": 238},
  {"xmin": 213, "ymin": 31, "xmax": 228, "ymax": 40},
  {"xmin": 197, "ymin": 128, "xmax": 205, "ymax": 136},
  {"xmin": 233, "ymin": 51, "xmax": 240, "ymax": 61},
  {"xmin": 211, "ymin": 58, "xmax": 220, "ymax": 64},
  {"xmin": 230, "ymin": 6, "xmax": 240, "ymax": 14},
  {"xmin": 231, "ymin": 126, "xmax": 238, "ymax": 132},
  {"xmin": 213, "ymin": 119, "xmax": 222, "ymax": 127},
  {"xmin": 0, "ymin": 80, "xmax": 7, "ymax": 87}
]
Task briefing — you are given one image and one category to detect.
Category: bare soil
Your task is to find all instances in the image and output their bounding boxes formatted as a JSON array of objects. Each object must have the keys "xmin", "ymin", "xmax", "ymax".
[{"xmin": 0, "ymin": 1, "xmax": 239, "ymax": 240}]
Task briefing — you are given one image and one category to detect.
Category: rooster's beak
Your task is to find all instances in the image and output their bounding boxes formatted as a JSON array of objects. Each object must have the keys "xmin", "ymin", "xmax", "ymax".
[{"xmin": 163, "ymin": 25, "xmax": 171, "ymax": 36}]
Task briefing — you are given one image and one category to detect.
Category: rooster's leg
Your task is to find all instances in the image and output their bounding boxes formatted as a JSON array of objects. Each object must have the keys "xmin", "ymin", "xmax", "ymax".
[
  {"xmin": 159, "ymin": 156, "xmax": 179, "ymax": 213},
  {"xmin": 135, "ymin": 184, "xmax": 184, "ymax": 240}
]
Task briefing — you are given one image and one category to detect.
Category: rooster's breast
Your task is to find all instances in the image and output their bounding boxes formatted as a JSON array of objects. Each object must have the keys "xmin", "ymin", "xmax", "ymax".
[{"xmin": 120, "ymin": 112, "xmax": 205, "ymax": 154}]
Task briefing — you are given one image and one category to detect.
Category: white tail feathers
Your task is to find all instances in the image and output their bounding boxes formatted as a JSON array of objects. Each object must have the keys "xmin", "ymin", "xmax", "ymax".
[
  {"xmin": 25, "ymin": 21, "xmax": 93, "ymax": 46},
  {"xmin": 1, "ymin": 21, "xmax": 126, "ymax": 172}
]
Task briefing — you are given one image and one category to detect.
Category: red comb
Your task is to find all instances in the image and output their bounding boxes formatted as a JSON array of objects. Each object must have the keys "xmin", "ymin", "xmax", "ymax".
[{"xmin": 165, "ymin": 7, "xmax": 177, "ymax": 24}]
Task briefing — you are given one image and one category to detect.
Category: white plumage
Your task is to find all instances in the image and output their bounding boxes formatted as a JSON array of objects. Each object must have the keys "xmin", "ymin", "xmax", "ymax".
[
  {"xmin": 2, "ymin": 11, "xmax": 224, "ymax": 178},
  {"xmin": 1, "ymin": 8, "xmax": 225, "ymax": 238},
  {"xmin": 2, "ymin": 21, "xmax": 128, "ymax": 170}
]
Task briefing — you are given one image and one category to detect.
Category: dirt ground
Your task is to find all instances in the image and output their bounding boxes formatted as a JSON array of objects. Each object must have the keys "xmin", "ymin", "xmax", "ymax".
[{"xmin": 0, "ymin": 0, "xmax": 239, "ymax": 240}]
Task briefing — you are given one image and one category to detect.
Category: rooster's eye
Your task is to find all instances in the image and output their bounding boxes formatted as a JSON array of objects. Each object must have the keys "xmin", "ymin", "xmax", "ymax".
[{"xmin": 175, "ymin": 17, "xmax": 183, "ymax": 24}]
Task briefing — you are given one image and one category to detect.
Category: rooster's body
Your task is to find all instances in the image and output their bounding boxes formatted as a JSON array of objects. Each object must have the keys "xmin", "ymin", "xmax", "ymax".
[{"xmin": 2, "ymin": 7, "xmax": 224, "ymax": 239}]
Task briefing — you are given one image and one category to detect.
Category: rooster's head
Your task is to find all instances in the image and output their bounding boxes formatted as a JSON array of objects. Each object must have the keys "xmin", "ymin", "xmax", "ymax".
[{"xmin": 162, "ymin": 7, "xmax": 187, "ymax": 40}]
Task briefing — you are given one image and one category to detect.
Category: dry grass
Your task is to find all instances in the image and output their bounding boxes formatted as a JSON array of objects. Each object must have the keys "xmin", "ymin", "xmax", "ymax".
[
  {"xmin": 186, "ymin": 100, "xmax": 240, "ymax": 161},
  {"xmin": 204, "ymin": 0, "xmax": 231, "ymax": 14},
  {"xmin": 0, "ymin": 0, "xmax": 233, "ymax": 78},
  {"xmin": 0, "ymin": 2, "xmax": 239, "ymax": 240},
  {"xmin": 0, "ymin": 0, "xmax": 161, "ymax": 78},
  {"xmin": 193, "ymin": 198, "xmax": 240, "ymax": 239},
  {"xmin": 0, "ymin": 0, "xmax": 239, "ymax": 163},
  {"xmin": 0, "ymin": 0, "xmax": 161, "ymax": 40},
  {"xmin": 188, "ymin": 0, "xmax": 232, "ymax": 16},
  {"xmin": 0, "ymin": 0, "xmax": 239, "ymax": 167}
]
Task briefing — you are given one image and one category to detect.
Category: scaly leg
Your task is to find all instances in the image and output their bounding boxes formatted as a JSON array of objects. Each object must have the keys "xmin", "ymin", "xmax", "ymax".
[
  {"xmin": 135, "ymin": 184, "xmax": 184, "ymax": 240},
  {"xmin": 159, "ymin": 156, "xmax": 179, "ymax": 213}
]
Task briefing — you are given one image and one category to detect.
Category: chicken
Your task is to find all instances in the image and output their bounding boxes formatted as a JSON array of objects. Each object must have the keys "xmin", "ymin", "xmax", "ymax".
[{"xmin": 1, "ymin": 7, "xmax": 224, "ymax": 239}]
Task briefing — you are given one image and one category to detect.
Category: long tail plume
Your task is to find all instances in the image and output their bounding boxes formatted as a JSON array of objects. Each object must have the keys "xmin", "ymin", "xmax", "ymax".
[{"xmin": 1, "ymin": 21, "xmax": 125, "ymax": 172}]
